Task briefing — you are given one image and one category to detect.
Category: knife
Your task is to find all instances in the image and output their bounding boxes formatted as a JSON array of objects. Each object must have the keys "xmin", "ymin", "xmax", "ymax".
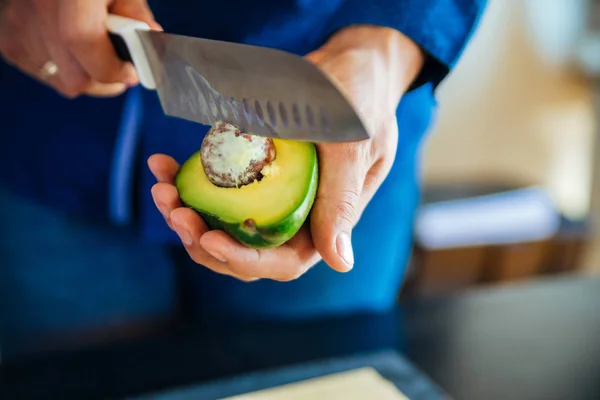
[{"xmin": 105, "ymin": 14, "xmax": 370, "ymax": 143}]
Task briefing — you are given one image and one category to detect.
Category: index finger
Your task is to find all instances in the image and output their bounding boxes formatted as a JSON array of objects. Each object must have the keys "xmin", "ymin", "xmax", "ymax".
[{"xmin": 58, "ymin": 0, "xmax": 137, "ymax": 84}]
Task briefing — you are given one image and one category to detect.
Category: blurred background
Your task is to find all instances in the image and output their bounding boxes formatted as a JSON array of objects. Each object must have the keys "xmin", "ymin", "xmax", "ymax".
[{"xmin": 402, "ymin": 0, "xmax": 600, "ymax": 298}]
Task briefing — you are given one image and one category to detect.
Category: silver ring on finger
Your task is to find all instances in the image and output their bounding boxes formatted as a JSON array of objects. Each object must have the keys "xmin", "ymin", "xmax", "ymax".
[{"xmin": 39, "ymin": 60, "xmax": 59, "ymax": 80}]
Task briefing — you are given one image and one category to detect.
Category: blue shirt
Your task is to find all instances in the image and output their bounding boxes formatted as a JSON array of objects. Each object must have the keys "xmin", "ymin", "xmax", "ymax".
[{"xmin": 0, "ymin": 0, "xmax": 487, "ymax": 243}]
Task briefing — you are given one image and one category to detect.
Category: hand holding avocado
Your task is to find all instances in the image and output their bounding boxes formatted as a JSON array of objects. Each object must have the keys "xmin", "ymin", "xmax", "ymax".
[{"xmin": 149, "ymin": 25, "xmax": 424, "ymax": 282}]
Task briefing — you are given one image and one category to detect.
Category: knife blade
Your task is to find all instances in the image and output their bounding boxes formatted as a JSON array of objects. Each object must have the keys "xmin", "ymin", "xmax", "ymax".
[{"xmin": 105, "ymin": 14, "xmax": 370, "ymax": 143}]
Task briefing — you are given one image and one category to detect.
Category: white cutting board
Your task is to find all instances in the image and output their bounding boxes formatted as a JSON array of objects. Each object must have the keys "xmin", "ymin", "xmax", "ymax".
[{"xmin": 221, "ymin": 367, "xmax": 409, "ymax": 400}]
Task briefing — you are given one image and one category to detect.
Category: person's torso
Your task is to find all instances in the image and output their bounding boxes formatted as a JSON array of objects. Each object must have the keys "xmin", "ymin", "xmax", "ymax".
[
  {"xmin": 0, "ymin": 0, "xmax": 436, "ymax": 231},
  {"xmin": 148, "ymin": 0, "xmax": 343, "ymax": 53}
]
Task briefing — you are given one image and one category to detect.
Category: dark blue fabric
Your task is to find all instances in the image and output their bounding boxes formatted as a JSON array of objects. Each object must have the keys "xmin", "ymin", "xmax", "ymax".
[
  {"xmin": 0, "ymin": 187, "xmax": 178, "ymax": 359},
  {"xmin": 108, "ymin": 86, "xmax": 145, "ymax": 226},
  {"xmin": 0, "ymin": 65, "xmax": 126, "ymax": 220}
]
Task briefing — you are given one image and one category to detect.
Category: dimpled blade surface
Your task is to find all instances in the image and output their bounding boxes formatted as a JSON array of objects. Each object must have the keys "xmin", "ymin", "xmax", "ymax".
[{"xmin": 137, "ymin": 30, "xmax": 370, "ymax": 143}]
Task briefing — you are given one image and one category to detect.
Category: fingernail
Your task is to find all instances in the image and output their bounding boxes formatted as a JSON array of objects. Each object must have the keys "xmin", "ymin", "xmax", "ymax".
[
  {"xmin": 173, "ymin": 223, "xmax": 193, "ymax": 246},
  {"xmin": 336, "ymin": 233, "xmax": 354, "ymax": 269},
  {"xmin": 205, "ymin": 247, "xmax": 228, "ymax": 263}
]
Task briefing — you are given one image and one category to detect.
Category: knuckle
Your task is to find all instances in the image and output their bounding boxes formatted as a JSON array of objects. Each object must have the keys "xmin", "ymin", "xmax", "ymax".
[
  {"xmin": 60, "ymin": 22, "xmax": 96, "ymax": 48},
  {"xmin": 275, "ymin": 267, "xmax": 306, "ymax": 282},
  {"xmin": 274, "ymin": 274, "xmax": 294, "ymax": 282},
  {"xmin": 368, "ymin": 157, "xmax": 389, "ymax": 180},
  {"xmin": 189, "ymin": 253, "xmax": 206, "ymax": 267},
  {"xmin": 58, "ymin": 88, "xmax": 81, "ymax": 99},
  {"xmin": 61, "ymin": 86, "xmax": 84, "ymax": 99},
  {"xmin": 59, "ymin": 25, "xmax": 79, "ymax": 46},
  {"xmin": 89, "ymin": 68, "xmax": 120, "ymax": 84},
  {"xmin": 369, "ymin": 139, "xmax": 381, "ymax": 162},
  {"xmin": 335, "ymin": 190, "xmax": 360, "ymax": 225},
  {"xmin": 237, "ymin": 276, "xmax": 259, "ymax": 283}
]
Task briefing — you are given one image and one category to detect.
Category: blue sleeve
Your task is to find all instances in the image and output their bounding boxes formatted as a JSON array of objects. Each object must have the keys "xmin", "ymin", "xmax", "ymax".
[{"xmin": 324, "ymin": 0, "xmax": 488, "ymax": 90}]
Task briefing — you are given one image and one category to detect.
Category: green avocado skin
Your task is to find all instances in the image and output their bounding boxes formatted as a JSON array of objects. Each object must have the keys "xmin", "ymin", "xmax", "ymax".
[{"xmin": 175, "ymin": 146, "xmax": 319, "ymax": 249}]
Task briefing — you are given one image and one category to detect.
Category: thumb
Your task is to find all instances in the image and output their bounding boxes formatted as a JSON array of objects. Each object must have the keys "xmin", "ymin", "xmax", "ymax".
[
  {"xmin": 110, "ymin": 0, "xmax": 163, "ymax": 30},
  {"xmin": 310, "ymin": 145, "xmax": 366, "ymax": 273}
]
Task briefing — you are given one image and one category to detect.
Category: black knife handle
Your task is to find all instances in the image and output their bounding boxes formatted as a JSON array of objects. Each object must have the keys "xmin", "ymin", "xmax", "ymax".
[
  {"xmin": 109, "ymin": 32, "xmax": 133, "ymax": 63},
  {"xmin": 105, "ymin": 14, "xmax": 156, "ymax": 89}
]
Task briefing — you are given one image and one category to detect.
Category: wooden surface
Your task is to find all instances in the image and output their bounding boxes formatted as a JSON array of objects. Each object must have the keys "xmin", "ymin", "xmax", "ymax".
[{"xmin": 1, "ymin": 276, "xmax": 600, "ymax": 400}]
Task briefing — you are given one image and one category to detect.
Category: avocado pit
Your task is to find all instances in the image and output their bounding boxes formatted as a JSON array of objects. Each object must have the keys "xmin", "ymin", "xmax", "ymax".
[{"xmin": 200, "ymin": 121, "xmax": 276, "ymax": 188}]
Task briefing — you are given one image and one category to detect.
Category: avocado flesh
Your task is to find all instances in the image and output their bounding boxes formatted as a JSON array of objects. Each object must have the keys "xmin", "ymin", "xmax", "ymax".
[{"xmin": 175, "ymin": 138, "xmax": 319, "ymax": 248}]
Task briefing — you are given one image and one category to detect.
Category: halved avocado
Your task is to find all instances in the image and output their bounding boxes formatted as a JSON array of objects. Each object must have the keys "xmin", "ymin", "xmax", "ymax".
[{"xmin": 175, "ymin": 136, "xmax": 319, "ymax": 249}]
